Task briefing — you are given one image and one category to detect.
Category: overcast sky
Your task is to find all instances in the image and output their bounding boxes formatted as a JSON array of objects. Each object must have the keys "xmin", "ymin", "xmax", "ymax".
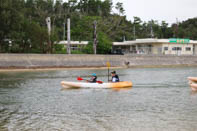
[
  {"xmin": 61, "ymin": 0, "xmax": 197, "ymax": 25},
  {"xmin": 112, "ymin": 0, "xmax": 197, "ymax": 25}
]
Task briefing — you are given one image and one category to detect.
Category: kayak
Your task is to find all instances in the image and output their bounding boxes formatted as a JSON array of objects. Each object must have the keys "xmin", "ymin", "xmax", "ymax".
[
  {"xmin": 188, "ymin": 77, "xmax": 197, "ymax": 91},
  {"xmin": 61, "ymin": 81, "xmax": 132, "ymax": 89},
  {"xmin": 188, "ymin": 77, "xmax": 197, "ymax": 82},
  {"xmin": 189, "ymin": 83, "xmax": 197, "ymax": 91}
]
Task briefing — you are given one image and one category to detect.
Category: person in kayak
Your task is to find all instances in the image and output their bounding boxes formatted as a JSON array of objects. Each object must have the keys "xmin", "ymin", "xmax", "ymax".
[
  {"xmin": 87, "ymin": 73, "xmax": 97, "ymax": 83},
  {"xmin": 111, "ymin": 71, "xmax": 120, "ymax": 82}
]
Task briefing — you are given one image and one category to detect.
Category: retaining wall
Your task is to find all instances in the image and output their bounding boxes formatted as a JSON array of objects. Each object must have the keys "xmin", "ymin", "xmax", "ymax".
[{"xmin": 0, "ymin": 54, "xmax": 197, "ymax": 69}]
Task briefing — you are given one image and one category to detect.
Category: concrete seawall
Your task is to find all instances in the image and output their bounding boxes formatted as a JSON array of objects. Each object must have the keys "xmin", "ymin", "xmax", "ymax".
[{"xmin": 0, "ymin": 54, "xmax": 197, "ymax": 69}]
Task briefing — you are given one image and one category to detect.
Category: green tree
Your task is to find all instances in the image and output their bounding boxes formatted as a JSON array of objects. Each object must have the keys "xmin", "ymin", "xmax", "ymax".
[
  {"xmin": 83, "ymin": 41, "xmax": 93, "ymax": 54},
  {"xmin": 115, "ymin": 2, "xmax": 125, "ymax": 15},
  {"xmin": 28, "ymin": 22, "xmax": 48, "ymax": 53},
  {"xmin": 3, "ymin": 0, "xmax": 197, "ymax": 54},
  {"xmin": 97, "ymin": 32, "xmax": 112, "ymax": 54}
]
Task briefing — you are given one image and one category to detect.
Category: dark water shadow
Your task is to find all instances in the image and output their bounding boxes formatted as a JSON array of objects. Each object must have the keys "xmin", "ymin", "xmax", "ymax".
[
  {"xmin": 112, "ymin": 87, "xmax": 132, "ymax": 92},
  {"xmin": 60, "ymin": 87, "xmax": 80, "ymax": 91}
]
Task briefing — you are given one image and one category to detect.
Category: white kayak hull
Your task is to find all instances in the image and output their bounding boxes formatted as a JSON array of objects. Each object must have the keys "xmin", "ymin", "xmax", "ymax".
[
  {"xmin": 188, "ymin": 77, "xmax": 197, "ymax": 82},
  {"xmin": 61, "ymin": 81, "xmax": 133, "ymax": 89}
]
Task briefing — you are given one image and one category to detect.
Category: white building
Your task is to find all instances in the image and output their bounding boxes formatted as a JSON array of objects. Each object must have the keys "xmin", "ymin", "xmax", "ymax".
[
  {"xmin": 113, "ymin": 38, "xmax": 197, "ymax": 55},
  {"xmin": 57, "ymin": 38, "xmax": 197, "ymax": 55},
  {"xmin": 58, "ymin": 41, "xmax": 88, "ymax": 51}
]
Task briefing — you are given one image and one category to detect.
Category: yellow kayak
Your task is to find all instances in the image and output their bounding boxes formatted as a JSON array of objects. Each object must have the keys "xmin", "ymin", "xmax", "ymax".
[{"xmin": 61, "ymin": 81, "xmax": 132, "ymax": 89}]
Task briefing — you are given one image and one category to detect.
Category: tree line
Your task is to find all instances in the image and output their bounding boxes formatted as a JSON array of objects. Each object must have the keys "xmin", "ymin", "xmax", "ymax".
[{"xmin": 0, "ymin": 0, "xmax": 197, "ymax": 54}]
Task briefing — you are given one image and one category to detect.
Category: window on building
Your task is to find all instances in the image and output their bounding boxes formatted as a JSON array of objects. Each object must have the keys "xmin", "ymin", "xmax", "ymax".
[
  {"xmin": 177, "ymin": 47, "xmax": 182, "ymax": 50},
  {"xmin": 185, "ymin": 47, "xmax": 191, "ymax": 51},
  {"xmin": 164, "ymin": 47, "xmax": 168, "ymax": 50},
  {"xmin": 172, "ymin": 47, "xmax": 176, "ymax": 50},
  {"xmin": 71, "ymin": 45, "xmax": 78, "ymax": 50},
  {"xmin": 172, "ymin": 47, "xmax": 182, "ymax": 51}
]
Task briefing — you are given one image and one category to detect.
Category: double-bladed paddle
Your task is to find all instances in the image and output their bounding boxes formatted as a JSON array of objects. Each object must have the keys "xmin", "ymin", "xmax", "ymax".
[
  {"xmin": 106, "ymin": 62, "xmax": 110, "ymax": 82},
  {"xmin": 77, "ymin": 77, "xmax": 103, "ymax": 84}
]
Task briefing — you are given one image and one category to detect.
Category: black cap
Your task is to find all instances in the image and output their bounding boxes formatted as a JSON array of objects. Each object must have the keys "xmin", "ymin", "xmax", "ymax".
[{"xmin": 111, "ymin": 71, "xmax": 116, "ymax": 74}]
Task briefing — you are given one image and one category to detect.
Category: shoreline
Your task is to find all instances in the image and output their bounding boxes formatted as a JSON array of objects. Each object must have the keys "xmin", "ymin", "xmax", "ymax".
[
  {"xmin": 0, "ymin": 64, "xmax": 196, "ymax": 72},
  {"xmin": 0, "ymin": 66, "xmax": 124, "ymax": 72}
]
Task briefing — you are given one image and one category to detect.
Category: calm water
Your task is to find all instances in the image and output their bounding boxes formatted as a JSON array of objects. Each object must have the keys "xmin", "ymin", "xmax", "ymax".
[{"xmin": 0, "ymin": 67, "xmax": 197, "ymax": 131}]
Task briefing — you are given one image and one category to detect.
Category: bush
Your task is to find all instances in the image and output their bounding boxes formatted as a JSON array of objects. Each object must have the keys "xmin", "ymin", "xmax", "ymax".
[
  {"xmin": 54, "ymin": 44, "xmax": 66, "ymax": 54},
  {"xmin": 71, "ymin": 50, "xmax": 84, "ymax": 54},
  {"xmin": 83, "ymin": 41, "xmax": 94, "ymax": 54}
]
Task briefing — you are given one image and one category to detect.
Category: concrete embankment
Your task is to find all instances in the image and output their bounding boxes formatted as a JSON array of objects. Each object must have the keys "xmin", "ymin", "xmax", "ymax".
[{"xmin": 0, "ymin": 54, "xmax": 197, "ymax": 69}]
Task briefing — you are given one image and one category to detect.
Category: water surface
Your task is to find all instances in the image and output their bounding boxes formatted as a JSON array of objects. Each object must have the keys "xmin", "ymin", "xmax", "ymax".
[{"xmin": 0, "ymin": 67, "xmax": 197, "ymax": 131}]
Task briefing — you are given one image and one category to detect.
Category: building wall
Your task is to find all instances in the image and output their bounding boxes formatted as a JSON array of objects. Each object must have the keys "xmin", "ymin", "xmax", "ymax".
[
  {"xmin": 114, "ymin": 42, "xmax": 195, "ymax": 55},
  {"xmin": 194, "ymin": 45, "xmax": 197, "ymax": 55},
  {"xmin": 152, "ymin": 43, "xmax": 163, "ymax": 54},
  {"xmin": 113, "ymin": 39, "xmax": 197, "ymax": 55},
  {"xmin": 162, "ymin": 43, "xmax": 193, "ymax": 55}
]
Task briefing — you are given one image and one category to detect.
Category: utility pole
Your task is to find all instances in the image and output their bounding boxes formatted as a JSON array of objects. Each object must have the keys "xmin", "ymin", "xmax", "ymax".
[
  {"xmin": 133, "ymin": 24, "xmax": 136, "ymax": 40},
  {"xmin": 46, "ymin": 17, "xmax": 51, "ymax": 36},
  {"xmin": 93, "ymin": 20, "xmax": 97, "ymax": 54},
  {"xmin": 67, "ymin": 18, "xmax": 71, "ymax": 54},
  {"xmin": 46, "ymin": 17, "xmax": 51, "ymax": 53},
  {"xmin": 123, "ymin": 36, "xmax": 126, "ymax": 41},
  {"xmin": 63, "ymin": 22, "xmax": 65, "ymax": 40},
  {"xmin": 150, "ymin": 23, "xmax": 154, "ymax": 38},
  {"xmin": 175, "ymin": 18, "xmax": 179, "ymax": 38}
]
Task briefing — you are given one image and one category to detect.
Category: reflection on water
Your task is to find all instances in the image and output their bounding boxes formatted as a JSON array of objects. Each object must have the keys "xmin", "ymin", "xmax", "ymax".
[
  {"xmin": 190, "ymin": 90, "xmax": 197, "ymax": 96},
  {"xmin": 0, "ymin": 67, "xmax": 197, "ymax": 131}
]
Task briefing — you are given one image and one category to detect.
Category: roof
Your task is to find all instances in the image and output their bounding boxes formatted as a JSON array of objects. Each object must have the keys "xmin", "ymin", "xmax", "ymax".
[{"xmin": 58, "ymin": 41, "xmax": 88, "ymax": 45}]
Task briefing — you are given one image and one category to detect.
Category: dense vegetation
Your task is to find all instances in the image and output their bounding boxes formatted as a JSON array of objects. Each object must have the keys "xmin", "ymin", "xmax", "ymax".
[{"xmin": 0, "ymin": 0, "xmax": 197, "ymax": 54}]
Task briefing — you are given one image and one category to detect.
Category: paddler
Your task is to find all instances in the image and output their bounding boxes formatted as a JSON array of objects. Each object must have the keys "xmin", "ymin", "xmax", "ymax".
[
  {"xmin": 111, "ymin": 71, "xmax": 120, "ymax": 82},
  {"xmin": 87, "ymin": 73, "xmax": 97, "ymax": 83}
]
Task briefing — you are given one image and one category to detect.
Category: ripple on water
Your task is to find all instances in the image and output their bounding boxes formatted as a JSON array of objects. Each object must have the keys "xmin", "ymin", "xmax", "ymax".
[{"xmin": 0, "ymin": 67, "xmax": 197, "ymax": 131}]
